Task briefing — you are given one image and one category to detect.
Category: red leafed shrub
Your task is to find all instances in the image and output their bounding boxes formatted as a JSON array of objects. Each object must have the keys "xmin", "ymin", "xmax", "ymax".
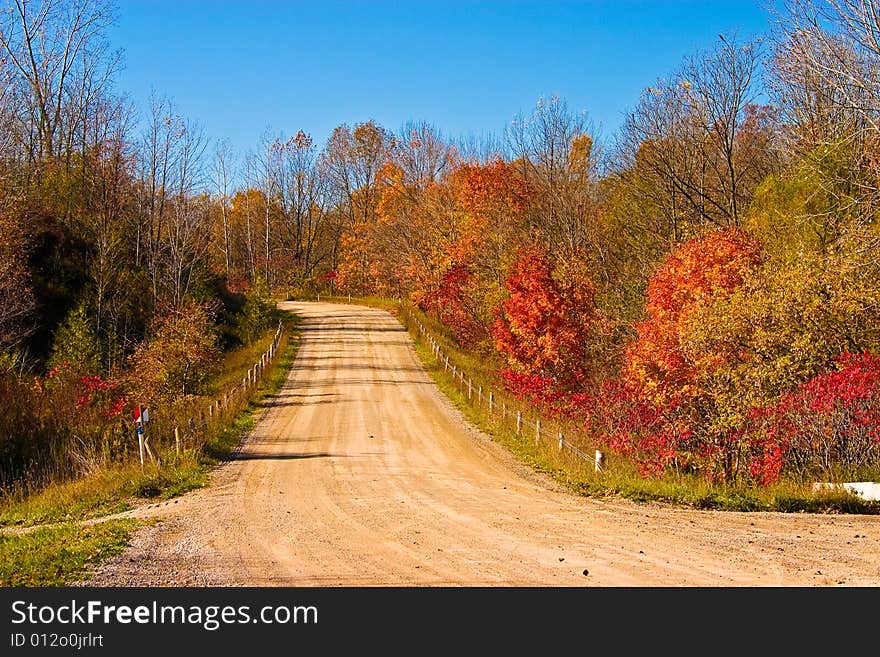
[
  {"xmin": 589, "ymin": 379, "xmax": 692, "ymax": 478},
  {"xmin": 77, "ymin": 374, "xmax": 126, "ymax": 420},
  {"xmin": 44, "ymin": 362, "xmax": 126, "ymax": 421},
  {"xmin": 492, "ymin": 245, "xmax": 598, "ymax": 391},
  {"xmin": 420, "ymin": 264, "xmax": 487, "ymax": 348},
  {"xmin": 741, "ymin": 351, "xmax": 880, "ymax": 485},
  {"xmin": 604, "ymin": 228, "xmax": 764, "ymax": 481},
  {"xmin": 499, "ymin": 368, "xmax": 567, "ymax": 415}
]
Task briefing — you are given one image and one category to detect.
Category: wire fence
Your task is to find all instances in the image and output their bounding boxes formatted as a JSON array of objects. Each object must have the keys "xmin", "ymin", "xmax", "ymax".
[{"xmin": 398, "ymin": 305, "xmax": 605, "ymax": 472}]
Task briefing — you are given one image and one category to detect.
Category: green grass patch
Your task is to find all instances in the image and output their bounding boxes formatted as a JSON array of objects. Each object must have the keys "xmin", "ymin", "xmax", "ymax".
[
  {"xmin": 0, "ymin": 462, "xmax": 207, "ymax": 527},
  {"xmin": 0, "ymin": 519, "xmax": 140, "ymax": 586}
]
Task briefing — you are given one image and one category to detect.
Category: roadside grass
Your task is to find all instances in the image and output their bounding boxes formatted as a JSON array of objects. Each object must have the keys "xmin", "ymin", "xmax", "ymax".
[
  {"xmin": 402, "ymin": 305, "xmax": 880, "ymax": 514},
  {"xmin": 0, "ymin": 463, "xmax": 205, "ymax": 528},
  {"xmin": 0, "ymin": 518, "xmax": 141, "ymax": 586},
  {"xmin": 0, "ymin": 309, "xmax": 303, "ymax": 529}
]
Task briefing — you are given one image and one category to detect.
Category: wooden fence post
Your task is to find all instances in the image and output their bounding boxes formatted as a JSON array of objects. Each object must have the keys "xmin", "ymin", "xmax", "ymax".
[
  {"xmin": 467, "ymin": 378, "xmax": 472, "ymax": 399},
  {"xmin": 516, "ymin": 411, "xmax": 522, "ymax": 435},
  {"xmin": 595, "ymin": 450, "xmax": 605, "ymax": 472},
  {"xmin": 488, "ymin": 391, "xmax": 493, "ymax": 413},
  {"xmin": 174, "ymin": 426, "xmax": 180, "ymax": 454},
  {"xmin": 535, "ymin": 418, "xmax": 541, "ymax": 443},
  {"xmin": 558, "ymin": 432, "xmax": 564, "ymax": 450}
]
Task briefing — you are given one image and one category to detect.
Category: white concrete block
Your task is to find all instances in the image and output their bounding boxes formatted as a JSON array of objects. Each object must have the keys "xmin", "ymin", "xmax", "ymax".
[{"xmin": 812, "ymin": 481, "xmax": 880, "ymax": 501}]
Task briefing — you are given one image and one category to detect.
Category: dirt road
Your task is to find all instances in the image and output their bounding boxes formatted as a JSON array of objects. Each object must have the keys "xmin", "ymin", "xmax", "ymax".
[{"xmin": 84, "ymin": 302, "xmax": 880, "ymax": 586}]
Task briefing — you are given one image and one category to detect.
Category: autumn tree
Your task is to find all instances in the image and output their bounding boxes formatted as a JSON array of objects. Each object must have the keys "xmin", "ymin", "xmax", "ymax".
[
  {"xmin": 136, "ymin": 95, "xmax": 211, "ymax": 310},
  {"xmin": 212, "ymin": 137, "xmax": 235, "ymax": 277},
  {"xmin": 493, "ymin": 245, "xmax": 601, "ymax": 390},
  {"xmin": 681, "ymin": 229, "xmax": 880, "ymax": 427},
  {"xmin": 624, "ymin": 226, "xmax": 764, "ymax": 408},
  {"xmin": 507, "ymin": 96, "xmax": 603, "ymax": 259},
  {"xmin": 324, "ymin": 120, "xmax": 392, "ymax": 292},
  {"xmin": 360, "ymin": 124, "xmax": 457, "ymax": 299},
  {"xmin": 616, "ymin": 227, "xmax": 764, "ymax": 478},
  {"xmin": 226, "ymin": 187, "xmax": 262, "ymax": 285},
  {"xmin": 274, "ymin": 130, "xmax": 333, "ymax": 291},
  {"xmin": 777, "ymin": 0, "xmax": 880, "ymax": 139},
  {"xmin": 770, "ymin": 0, "xmax": 880, "ymax": 231},
  {"xmin": 438, "ymin": 158, "xmax": 533, "ymax": 339},
  {"xmin": 126, "ymin": 301, "xmax": 218, "ymax": 406}
]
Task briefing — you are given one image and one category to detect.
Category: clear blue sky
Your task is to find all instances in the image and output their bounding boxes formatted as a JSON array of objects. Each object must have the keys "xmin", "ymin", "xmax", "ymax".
[{"xmin": 107, "ymin": 0, "xmax": 778, "ymax": 159}]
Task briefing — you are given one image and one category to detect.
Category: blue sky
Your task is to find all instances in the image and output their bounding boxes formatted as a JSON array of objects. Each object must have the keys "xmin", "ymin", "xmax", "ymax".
[{"xmin": 107, "ymin": 0, "xmax": 777, "ymax": 158}]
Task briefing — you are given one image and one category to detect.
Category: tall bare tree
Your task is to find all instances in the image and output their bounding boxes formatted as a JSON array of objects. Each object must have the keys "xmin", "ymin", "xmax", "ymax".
[
  {"xmin": 0, "ymin": 0, "xmax": 116, "ymax": 164},
  {"xmin": 615, "ymin": 34, "xmax": 779, "ymax": 236},
  {"xmin": 212, "ymin": 137, "xmax": 235, "ymax": 277},
  {"xmin": 506, "ymin": 95, "xmax": 602, "ymax": 259}
]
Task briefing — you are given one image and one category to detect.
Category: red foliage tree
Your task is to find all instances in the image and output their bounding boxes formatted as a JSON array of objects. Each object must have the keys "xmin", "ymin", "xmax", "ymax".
[
  {"xmin": 492, "ymin": 245, "xmax": 598, "ymax": 390},
  {"xmin": 420, "ymin": 264, "xmax": 487, "ymax": 348}
]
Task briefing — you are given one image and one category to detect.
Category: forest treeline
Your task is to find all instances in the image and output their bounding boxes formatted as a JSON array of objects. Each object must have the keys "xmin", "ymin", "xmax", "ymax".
[{"xmin": 1, "ymin": 0, "xmax": 879, "ymax": 492}]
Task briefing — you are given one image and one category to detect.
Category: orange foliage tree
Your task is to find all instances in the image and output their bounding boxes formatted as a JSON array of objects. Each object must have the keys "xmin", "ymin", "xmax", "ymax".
[
  {"xmin": 418, "ymin": 160, "xmax": 534, "ymax": 347},
  {"xmin": 607, "ymin": 227, "xmax": 764, "ymax": 477},
  {"xmin": 623, "ymin": 227, "xmax": 764, "ymax": 409}
]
